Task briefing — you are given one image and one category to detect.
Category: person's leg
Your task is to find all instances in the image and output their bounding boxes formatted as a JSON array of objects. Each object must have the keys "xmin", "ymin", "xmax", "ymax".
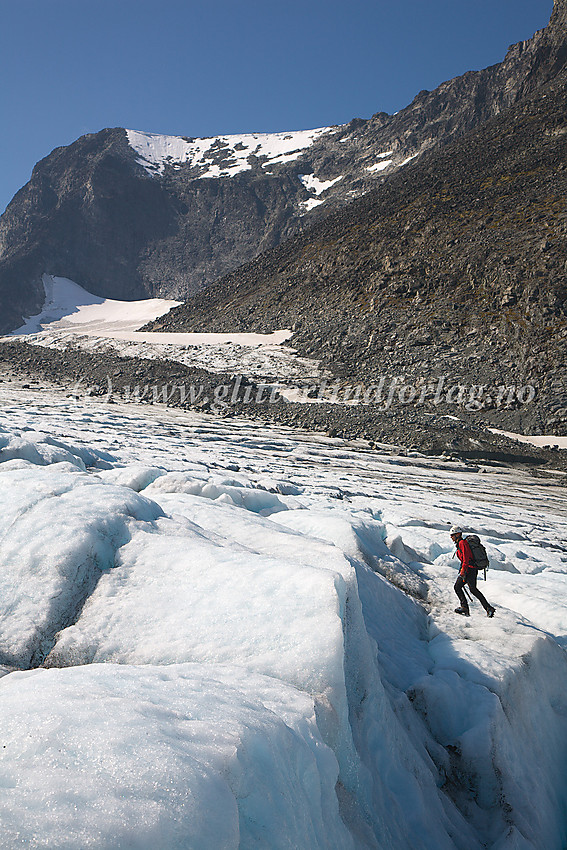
[
  {"xmin": 466, "ymin": 570, "xmax": 494, "ymax": 613},
  {"xmin": 454, "ymin": 575, "xmax": 469, "ymax": 612}
]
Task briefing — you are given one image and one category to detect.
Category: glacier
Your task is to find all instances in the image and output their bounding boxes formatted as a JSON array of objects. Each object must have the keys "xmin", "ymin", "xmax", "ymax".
[{"xmin": 0, "ymin": 381, "xmax": 565, "ymax": 849}]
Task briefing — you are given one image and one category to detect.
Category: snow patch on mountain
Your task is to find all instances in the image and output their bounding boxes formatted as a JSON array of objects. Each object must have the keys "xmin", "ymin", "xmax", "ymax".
[
  {"xmin": 399, "ymin": 152, "xmax": 420, "ymax": 167},
  {"xmin": 6, "ymin": 275, "xmax": 297, "ymax": 375},
  {"xmin": 300, "ymin": 198, "xmax": 326, "ymax": 214},
  {"xmin": 299, "ymin": 173, "xmax": 344, "ymax": 195},
  {"xmin": 12, "ymin": 274, "xmax": 181, "ymax": 336},
  {"xmin": 367, "ymin": 159, "xmax": 393, "ymax": 172},
  {"xmin": 489, "ymin": 428, "xmax": 567, "ymax": 449},
  {"xmin": 126, "ymin": 127, "xmax": 335, "ymax": 178}
]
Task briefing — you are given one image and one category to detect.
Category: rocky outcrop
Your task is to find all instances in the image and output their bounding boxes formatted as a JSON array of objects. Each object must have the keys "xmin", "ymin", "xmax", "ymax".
[{"xmin": 0, "ymin": 2, "xmax": 565, "ymax": 332}]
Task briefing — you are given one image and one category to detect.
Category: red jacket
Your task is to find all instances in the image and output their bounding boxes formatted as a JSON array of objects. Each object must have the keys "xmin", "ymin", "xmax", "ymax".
[{"xmin": 456, "ymin": 538, "xmax": 475, "ymax": 578}]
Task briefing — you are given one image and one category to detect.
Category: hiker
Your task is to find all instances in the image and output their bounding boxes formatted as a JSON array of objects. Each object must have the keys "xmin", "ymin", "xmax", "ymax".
[{"xmin": 450, "ymin": 526, "xmax": 495, "ymax": 618}]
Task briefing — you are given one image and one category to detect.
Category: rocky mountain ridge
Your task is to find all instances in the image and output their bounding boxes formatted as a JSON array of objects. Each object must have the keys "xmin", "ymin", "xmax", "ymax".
[
  {"xmin": 148, "ymin": 55, "xmax": 567, "ymax": 435},
  {"xmin": 0, "ymin": 1, "xmax": 564, "ymax": 332}
]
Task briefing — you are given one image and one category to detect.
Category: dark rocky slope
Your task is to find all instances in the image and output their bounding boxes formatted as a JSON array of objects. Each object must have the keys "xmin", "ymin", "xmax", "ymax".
[
  {"xmin": 0, "ymin": 2, "xmax": 564, "ymax": 332},
  {"xmin": 150, "ymin": 63, "xmax": 567, "ymax": 436}
]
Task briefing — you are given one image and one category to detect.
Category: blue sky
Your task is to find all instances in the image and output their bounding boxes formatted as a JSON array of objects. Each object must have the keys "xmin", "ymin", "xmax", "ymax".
[{"xmin": 0, "ymin": 0, "xmax": 554, "ymax": 214}]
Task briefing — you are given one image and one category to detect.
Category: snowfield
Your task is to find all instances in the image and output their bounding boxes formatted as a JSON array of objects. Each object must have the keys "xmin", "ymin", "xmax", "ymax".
[
  {"xmin": 0, "ymin": 382, "xmax": 566, "ymax": 849},
  {"xmin": 6, "ymin": 274, "xmax": 312, "ymax": 381}
]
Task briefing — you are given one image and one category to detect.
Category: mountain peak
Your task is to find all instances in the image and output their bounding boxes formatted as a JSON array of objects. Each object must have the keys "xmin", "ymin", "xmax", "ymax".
[
  {"xmin": 534, "ymin": 0, "xmax": 567, "ymax": 43},
  {"xmin": 1, "ymin": 3, "xmax": 566, "ymax": 333},
  {"xmin": 552, "ymin": 0, "xmax": 567, "ymax": 21}
]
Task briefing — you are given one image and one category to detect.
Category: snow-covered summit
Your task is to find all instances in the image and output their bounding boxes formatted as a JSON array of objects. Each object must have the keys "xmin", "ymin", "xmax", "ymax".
[{"xmin": 126, "ymin": 126, "xmax": 336, "ymax": 177}]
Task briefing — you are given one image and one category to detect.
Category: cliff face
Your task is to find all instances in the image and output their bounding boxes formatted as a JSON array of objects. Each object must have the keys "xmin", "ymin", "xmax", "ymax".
[
  {"xmin": 0, "ymin": 1, "xmax": 565, "ymax": 332},
  {"xmin": 0, "ymin": 129, "xmax": 158, "ymax": 330}
]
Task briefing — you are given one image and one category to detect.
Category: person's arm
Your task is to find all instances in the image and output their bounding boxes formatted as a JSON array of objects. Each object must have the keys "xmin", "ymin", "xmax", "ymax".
[{"xmin": 458, "ymin": 539, "xmax": 474, "ymax": 576}]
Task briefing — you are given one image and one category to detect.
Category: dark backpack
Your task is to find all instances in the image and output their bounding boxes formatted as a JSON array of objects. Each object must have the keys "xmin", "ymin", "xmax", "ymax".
[{"xmin": 465, "ymin": 534, "xmax": 489, "ymax": 578}]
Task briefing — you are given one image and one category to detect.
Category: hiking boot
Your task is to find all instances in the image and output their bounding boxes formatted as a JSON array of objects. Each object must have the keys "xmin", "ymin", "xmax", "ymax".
[
  {"xmin": 486, "ymin": 606, "xmax": 495, "ymax": 618},
  {"xmin": 454, "ymin": 607, "xmax": 470, "ymax": 617}
]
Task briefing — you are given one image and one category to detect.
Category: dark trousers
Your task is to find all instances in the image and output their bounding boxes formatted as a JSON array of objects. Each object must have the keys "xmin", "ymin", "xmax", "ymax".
[{"xmin": 454, "ymin": 569, "xmax": 491, "ymax": 612}]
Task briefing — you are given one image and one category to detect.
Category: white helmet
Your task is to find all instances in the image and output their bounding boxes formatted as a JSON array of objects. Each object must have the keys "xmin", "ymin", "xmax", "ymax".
[{"xmin": 450, "ymin": 525, "xmax": 463, "ymax": 535}]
